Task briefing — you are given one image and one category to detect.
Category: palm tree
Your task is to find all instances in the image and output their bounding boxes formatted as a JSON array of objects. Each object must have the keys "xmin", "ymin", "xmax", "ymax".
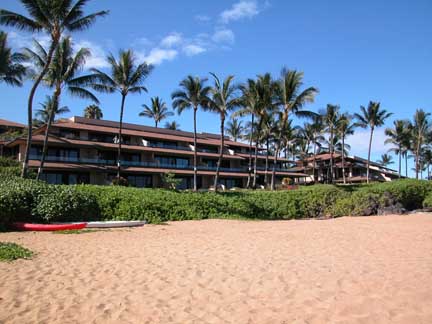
[
  {"xmin": 377, "ymin": 153, "xmax": 394, "ymax": 167},
  {"xmin": 87, "ymin": 50, "xmax": 153, "ymax": 179},
  {"xmin": 0, "ymin": 0, "xmax": 108, "ymax": 177},
  {"xmin": 225, "ymin": 118, "xmax": 244, "ymax": 142},
  {"xmin": 336, "ymin": 113, "xmax": 355, "ymax": 184},
  {"xmin": 423, "ymin": 149, "xmax": 432, "ymax": 180},
  {"xmin": 0, "ymin": 31, "xmax": 26, "ymax": 86},
  {"xmin": 251, "ymin": 73, "xmax": 278, "ymax": 189},
  {"xmin": 207, "ymin": 73, "xmax": 240, "ymax": 191},
  {"xmin": 139, "ymin": 96, "xmax": 173, "ymax": 127},
  {"xmin": 262, "ymin": 112, "xmax": 276, "ymax": 188},
  {"xmin": 321, "ymin": 104, "xmax": 340, "ymax": 183},
  {"xmin": 354, "ymin": 101, "xmax": 392, "ymax": 183},
  {"xmin": 302, "ymin": 116, "xmax": 325, "ymax": 182},
  {"xmin": 172, "ymin": 76, "xmax": 211, "ymax": 191},
  {"xmin": 84, "ymin": 104, "xmax": 103, "ymax": 119},
  {"xmin": 411, "ymin": 109, "xmax": 431, "ymax": 179},
  {"xmin": 25, "ymin": 37, "xmax": 98, "ymax": 180},
  {"xmin": 36, "ymin": 96, "xmax": 70, "ymax": 123},
  {"xmin": 235, "ymin": 79, "xmax": 259, "ymax": 188},
  {"xmin": 164, "ymin": 121, "xmax": 181, "ymax": 130},
  {"xmin": 385, "ymin": 119, "xmax": 410, "ymax": 177},
  {"xmin": 272, "ymin": 68, "xmax": 318, "ymax": 189}
]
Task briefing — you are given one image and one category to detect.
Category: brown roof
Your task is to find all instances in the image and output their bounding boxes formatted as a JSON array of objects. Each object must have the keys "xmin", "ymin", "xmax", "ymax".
[
  {"xmin": 60, "ymin": 117, "xmax": 253, "ymax": 148},
  {"xmin": 0, "ymin": 119, "xmax": 26, "ymax": 129},
  {"xmin": 9, "ymin": 134, "xmax": 246, "ymax": 160}
]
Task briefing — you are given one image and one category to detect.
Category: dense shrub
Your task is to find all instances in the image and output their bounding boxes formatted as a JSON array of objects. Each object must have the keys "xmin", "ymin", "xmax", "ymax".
[
  {"xmin": 0, "ymin": 175, "xmax": 431, "ymax": 227},
  {"xmin": 423, "ymin": 192, "xmax": 432, "ymax": 208}
]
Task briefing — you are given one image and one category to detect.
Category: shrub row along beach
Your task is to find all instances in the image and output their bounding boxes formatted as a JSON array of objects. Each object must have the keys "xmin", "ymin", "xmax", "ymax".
[{"xmin": 1, "ymin": 167, "xmax": 431, "ymax": 228}]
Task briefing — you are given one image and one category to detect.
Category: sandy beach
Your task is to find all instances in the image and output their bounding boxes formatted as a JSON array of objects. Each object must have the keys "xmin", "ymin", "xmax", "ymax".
[{"xmin": 1, "ymin": 214, "xmax": 432, "ymax": 324}]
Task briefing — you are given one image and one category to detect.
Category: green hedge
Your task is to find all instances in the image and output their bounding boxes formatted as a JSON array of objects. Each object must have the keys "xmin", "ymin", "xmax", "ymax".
[{"xmin": 0, "ymin": 175, "xmax": 431, "ymax": 228}]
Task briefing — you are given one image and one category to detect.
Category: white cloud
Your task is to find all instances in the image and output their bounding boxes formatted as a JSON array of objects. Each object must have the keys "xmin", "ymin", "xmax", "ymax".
[
  {"xmin": 8, "ymin": 31, "xmax": 50, "ymax": 50},
  {"xmin": 220, "ymin": 0, "xmax": 259, "ymax": 24},
  {"xmin": 160, "ymin": 32, "xmax": 183, "ymax": 48},
  {"xmin": 138, "ymin": 47, "xmax": 178, "ymax": 65},
  {"xmin": 212, "ymin": 29, "xmax": 235, "ymax": 44},
  {"xmin": 73, "ymin": 40, "xmax": 109, "ymax": 69},
  {"xmin": 182, "ymin": 44, "xmax": 206, "ymax": 56},
  {"xmin": 346, "ymin": 128, "xmax": 390, "ymax": 156},
  {"xmin": 195, "ymin": 14, "xmax": 211, "ymax": 22}
]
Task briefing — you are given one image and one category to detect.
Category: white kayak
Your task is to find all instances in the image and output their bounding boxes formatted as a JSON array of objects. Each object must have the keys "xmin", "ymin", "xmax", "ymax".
[{"xmin": 86, "ymin": 220, "xmax": 147, "ymax": 228}]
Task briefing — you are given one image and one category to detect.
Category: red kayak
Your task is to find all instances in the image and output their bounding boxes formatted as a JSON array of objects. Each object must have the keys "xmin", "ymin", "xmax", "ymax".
[{"xmin": 12, "ymin": 222, "xmax": 87, "ymax": 231}]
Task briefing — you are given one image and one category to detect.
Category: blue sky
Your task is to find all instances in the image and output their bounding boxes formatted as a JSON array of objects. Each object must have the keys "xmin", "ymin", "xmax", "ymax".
[{"xmin": 1, "ymin": 0, "xmax": 431, "ymax": 175}]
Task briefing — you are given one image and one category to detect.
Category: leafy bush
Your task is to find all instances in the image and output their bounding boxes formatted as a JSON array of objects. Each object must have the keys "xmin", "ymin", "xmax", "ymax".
[
  {"xmin": 423, "ymin": 192, "xmax": 432, "ymax": 208},
  {"xmin": 0, "ymin": 157, "xmax": 19, "ymax": 167},
  {"xmin": 0, "ymin": 176, "xmax": 430, "ymax": 226}
]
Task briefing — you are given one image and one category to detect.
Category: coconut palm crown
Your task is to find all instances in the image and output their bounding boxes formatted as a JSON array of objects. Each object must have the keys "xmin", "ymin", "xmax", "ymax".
[
  {"xmin": 354, "ymin": 101, "xmax": 392, "ymax": 183},
  {"xmin": 171, "ymin": 75, "xmax": 211, "ymax": 191},
  {"xmin": 0, "ymin": 0, "xmax": 108, "ymax": 177},
  {"xmin": 0, "ymin": 31, "xmax": 26, "ymax": 86},
  {"xmin": 85, "ymin": 49, "xmax": 153, "ymax": 179},
  {"xmin": 139, "ymin": 96, "xmax": 173, "ymax": 128}
]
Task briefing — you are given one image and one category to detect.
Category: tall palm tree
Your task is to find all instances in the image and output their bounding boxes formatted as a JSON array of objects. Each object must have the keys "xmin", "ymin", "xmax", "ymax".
[
  {"xmin": 321, "ymin": 104, "xmax": 340, "ymax": 183},
  {"xmin": 262, "ymin": 112, "xmax": 276, "ymax": 188},
  {"xmin": 385, "ymin": 119, "xmax": 410, "ymax": 177},
  {"xmin": 164, "ymin": 121, "xmax": 180, "ymax": 130},
  {"xmin": 235, "ymin": 78, "xmax": 259, "ymax": 188},
  {"xmin": 272, "ymin": 68, "xmax": 318, "ymax": 189},
  {"xmin": 36, "ymin": 96, "xmax": 70, "ymax": 123},
  {"xmin": 172, "ymin": 76, "xmax": 211, "ymax": 191},
  {"xmin": 251, "ymin": 73, "xmax": 278, "ymax": 189},
  {"xmin": 25, "ymin": 37, "xmax": 98, "ymax": 180},
  {"xmin": 377, "ymin": 153, "xmax": 394, "ymax": 167},
  {"xmin": 87, "ymin": 50, "xmax": 153, "ymax": 179},
  {"xmin": 0, "ymin": 31, "xmax": 26, "ymax": 86},
  {"xmin": 0, "ymin": 0, "xmax": 108, "ymax": 177},
  {"xmin": 225, "ymin": 118, "xmax": 244, "ymax": 142},
  {"xmin": 207, "ymin": 73, "xmax": 240, "ymax": 191},
  {"xmin": 306, "ymin": 116, "xmax": 325, "ymax": 183},
  {"xmin": 354, "ymin": 101, "xmax": 392, "ymax": 183},
  {"xmin": 423, "ymin": 148, "xmax": 432, "ymax": 180},
  {"xmin": 336, "ymin": 113, "xmax": 355, "ymax": 184},
  {"xmin": 84, "ymin": 104, "xmax": 103, "ymax": 119},
  {"xmin": 411, "ymin": 109, "xmax": 431, "ymax": 179},
  {"xmin": 139, "ymin": 96, "xmax": 173, "ymax": 127}
]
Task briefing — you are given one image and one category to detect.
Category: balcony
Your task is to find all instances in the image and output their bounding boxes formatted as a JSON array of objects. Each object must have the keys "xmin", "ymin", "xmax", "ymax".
[{"xmin": 29, "ymin": 155, "xmax": 297, "ymax": 174}]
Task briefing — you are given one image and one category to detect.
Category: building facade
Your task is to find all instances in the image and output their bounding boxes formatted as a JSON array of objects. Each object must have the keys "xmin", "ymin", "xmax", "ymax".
[
  {"xmin": 3, "ymin": 117, "xmax": 307, "ymax": 189},
  {"xmin": 293, "ymin": 152, "xmax": 400, "ymax": 183}
]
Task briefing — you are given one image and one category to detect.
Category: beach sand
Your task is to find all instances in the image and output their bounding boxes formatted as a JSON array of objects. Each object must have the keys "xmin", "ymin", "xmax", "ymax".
[{"xmin": 1, "ymin": 214, "xmax": 432, "ymax": 324}]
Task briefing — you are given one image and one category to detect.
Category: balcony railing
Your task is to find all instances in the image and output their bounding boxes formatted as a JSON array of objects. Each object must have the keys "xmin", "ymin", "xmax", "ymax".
[
  {"xmin": 147, "ymin": 143, "xmax": 191, "ymax": 151},
  {"xmin": 29, "ymin": 155, "xmax": 297, "ymax": 173}
]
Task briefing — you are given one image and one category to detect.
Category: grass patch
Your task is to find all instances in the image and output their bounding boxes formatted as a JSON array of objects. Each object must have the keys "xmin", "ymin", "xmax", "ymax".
[{"xmin": 0, "ymin": 242, "xmax": 33, "ymax": 262}]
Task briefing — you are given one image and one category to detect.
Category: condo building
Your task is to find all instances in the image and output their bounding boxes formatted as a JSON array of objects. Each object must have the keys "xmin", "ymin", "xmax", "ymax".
[{"xmin": 2, "ymin": 117, "xmax": 306, "ymax": 189}]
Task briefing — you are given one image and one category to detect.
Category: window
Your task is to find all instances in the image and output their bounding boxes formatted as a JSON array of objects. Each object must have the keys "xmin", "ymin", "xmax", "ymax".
[
  {"xmin": 155, "ymin": 156, "xmax": 189, "ymax": 168},
  {"xmin": 219, "ymin": 178, "xmax": 242, "ymax": 189},
  {"xmin": 128, "ymin": 175, "xmax": 152, "ymax": 188}
]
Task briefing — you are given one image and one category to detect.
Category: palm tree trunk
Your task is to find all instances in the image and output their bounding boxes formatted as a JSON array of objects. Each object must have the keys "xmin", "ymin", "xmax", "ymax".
[
  {"xmin": 264, "ymin": 136, "xmax": 269, "ymax": 188},
  {"xmin": 270, "ymin": 145, "xmax": 278, "ymax": 190},
  {"xmin": 37, "ymin": 89, "xmax": 61, "ymax": 180},
  {"xmin": 21, "ymin": 40, "xmax": 58, "ymax": 178},
  {"xmin": 213, "ymin": 115, "xmax": 225, "ymax": 192},
  {"xmin": 193, "ymin": 106, "xmax": 198, "ymax": 191},
  {"xmin": 252, "ymin": 140, "xmax": 259, "ymax": 189},
  {"xmin": 155, "ymin": 120, "xmax": 158, "ymax": 128},
  {"xmin": 117, "ymin": 94, "xmax": 126, "ymax": 179},
  {"xmin": 415, "ymin": 140, "xmax": 421, "ymax": 180},
  {"xmin": 342, "ymin": 134, "xmax": 346, "ymax": 184},
  {"xmin": 312, "ymin": 141, "xmax": 317, "ymax": 182},
  {"xmin": 246, "ymin": 114, "xmax": 254, "ymax": 189},
  {"xmin": 329, "ymin": 129, "xmax": 334, "ymax": 184},
  {"xmin": 405, "ymin": 153, "xmax": 408, "ymax": 178},
  {"xmin": 398, "ymin": 145, "xmax": 402, "ymax": 178},
  {"xmin": 366, "ymin": 128, "xmax": 374, "ymax": 184}
]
